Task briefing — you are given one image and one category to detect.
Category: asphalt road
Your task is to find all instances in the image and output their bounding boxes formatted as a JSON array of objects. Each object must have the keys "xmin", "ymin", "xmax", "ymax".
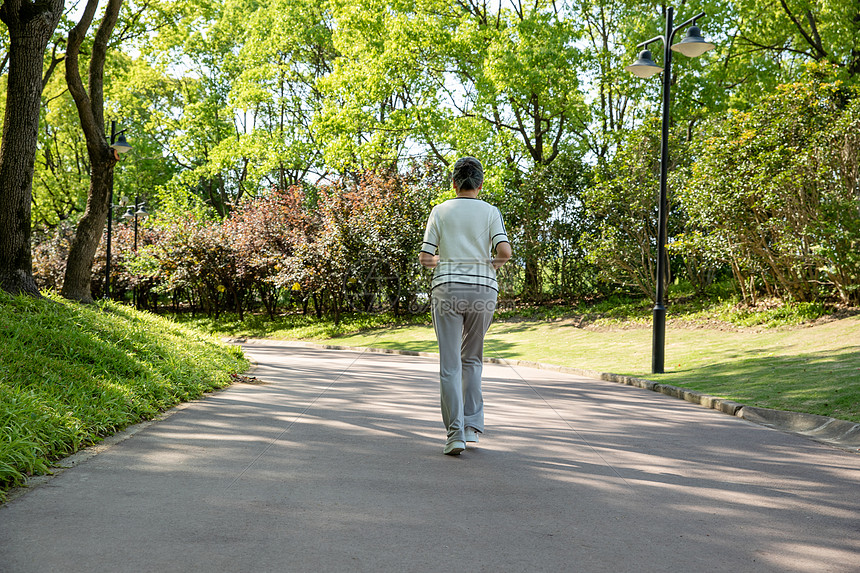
[{"xmin": 1, "ymin": 340, "xmax": 858, "ymax": 572}]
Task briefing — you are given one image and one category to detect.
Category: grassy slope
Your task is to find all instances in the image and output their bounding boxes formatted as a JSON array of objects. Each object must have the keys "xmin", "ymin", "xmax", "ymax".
[{"xmin": 0, "ymin": 292, "xmax": 249, "ymax": 497}]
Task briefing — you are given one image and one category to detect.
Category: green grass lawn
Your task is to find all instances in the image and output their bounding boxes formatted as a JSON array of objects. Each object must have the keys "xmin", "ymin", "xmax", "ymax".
[
  {"xmin": 0, "ymin": 292, "xmax": 249, "ymax": 499},
  {"xmin": 179, "ymin": 302, "xmax": 860, "ymax": 424},
  {"xmin": 326, "ymin": 317, "xmax": 860, "ymax": 423}
]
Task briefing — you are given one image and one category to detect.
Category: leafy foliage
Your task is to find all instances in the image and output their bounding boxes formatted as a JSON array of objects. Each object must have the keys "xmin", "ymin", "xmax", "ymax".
[
  {"xmin": 104, "ymin": 166, "xmax": 441, "ymax": 322},
  {"xmin": 681, "ymin": 64, "xmax": 860, "ymax": 304},
  {"xmin": 12, "ymin": 0, "xmax": 860, "ymax": 310},
  {"xmin": 582, "ymin": 119, "xmax": 690, "ymax": 300}
]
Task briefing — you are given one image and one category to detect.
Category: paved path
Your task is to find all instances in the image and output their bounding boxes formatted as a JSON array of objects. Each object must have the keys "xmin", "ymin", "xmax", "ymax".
[{"xmin": 1, "ymin": 340, "xmax": 859, "ymax": 572}]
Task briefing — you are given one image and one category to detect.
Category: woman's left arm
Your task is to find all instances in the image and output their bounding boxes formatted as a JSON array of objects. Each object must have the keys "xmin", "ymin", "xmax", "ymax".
[{"xmin": 492, "ymin": 242, "xmax": 511, "ymax": 270}]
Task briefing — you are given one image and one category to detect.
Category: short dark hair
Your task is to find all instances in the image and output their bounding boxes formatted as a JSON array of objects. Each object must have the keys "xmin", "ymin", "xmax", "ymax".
[{"xmin": 452, "ymin": 156, "xmax": 484, "ymax": 191}]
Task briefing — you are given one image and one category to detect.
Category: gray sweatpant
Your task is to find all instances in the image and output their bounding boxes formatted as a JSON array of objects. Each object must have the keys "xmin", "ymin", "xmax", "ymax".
[{"xmin": 431, "ymin": 283, "xmax": 498, "ymax": 445}]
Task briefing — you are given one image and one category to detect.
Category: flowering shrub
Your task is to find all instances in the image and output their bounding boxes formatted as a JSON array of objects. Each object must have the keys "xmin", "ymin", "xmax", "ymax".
[{"xmin": 33, "ymin": 169, "xmax": 439, "ymax": 321}]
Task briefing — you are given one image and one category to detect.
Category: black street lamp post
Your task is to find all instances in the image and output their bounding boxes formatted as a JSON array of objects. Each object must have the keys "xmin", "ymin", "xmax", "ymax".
[
  {"xmin": 122, "ymin": 197, "xmax": 148, "ymax": 308},
  {"xmin": 105, "ymin": 120, "xmax": 132, "ymax": 299},
  {"xmin": 625, "ymin": 6, "xmax": 715, "ymax": 373}
]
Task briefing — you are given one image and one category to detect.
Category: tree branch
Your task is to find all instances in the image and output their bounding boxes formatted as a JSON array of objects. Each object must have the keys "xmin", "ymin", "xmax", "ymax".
[
  {"xmin": 546, "ymin": 112, "xmax": 565, "ymax": 164},
  {"xmin": 89, "ymin": 0, "xmax": 124, "ymax": 133},
  {"xmin": 65, "ymin": 0, "xmax": 101, "ymax": 150},
  {"xmin": 42, "ymin": 39, "xmax": 65, "ymax": 90},
  {"xmin": 736, "ymin": 32, "xmax": 818, "ymax": 60},
  {"xmin": 804, "ymin": 9, "xmax": 826, "ymax": 58},
  {"xmin": 778, "ymin": 0, "xmax": 827, "ymax": 60}
]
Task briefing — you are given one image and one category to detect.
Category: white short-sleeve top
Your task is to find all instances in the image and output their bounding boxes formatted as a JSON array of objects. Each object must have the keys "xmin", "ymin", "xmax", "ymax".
[{"xmin": 420, "ymin": 198, "xmax": 509, "ymax": 292}]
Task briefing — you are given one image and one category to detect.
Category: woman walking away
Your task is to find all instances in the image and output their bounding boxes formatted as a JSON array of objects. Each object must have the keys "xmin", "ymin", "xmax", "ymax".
[{"xmin": 419, "ymin": 157, "xmax": 512, "ymax": 455}]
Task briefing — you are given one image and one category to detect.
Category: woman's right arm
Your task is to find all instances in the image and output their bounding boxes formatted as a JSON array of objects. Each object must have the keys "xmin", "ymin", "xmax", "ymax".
[{"xmin": 419, "ymin": 251, "xmax": 439, "ymax": 269}]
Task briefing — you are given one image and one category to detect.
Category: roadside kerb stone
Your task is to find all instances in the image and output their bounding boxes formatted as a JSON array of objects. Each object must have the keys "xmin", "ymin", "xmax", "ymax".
[
  {"xmin": 740, "ymin": 406, "xmax": 860, "ymax": 450},
  {"xmin": 226, "ymin": 338, "xmax": 858, "ymax": 452}
]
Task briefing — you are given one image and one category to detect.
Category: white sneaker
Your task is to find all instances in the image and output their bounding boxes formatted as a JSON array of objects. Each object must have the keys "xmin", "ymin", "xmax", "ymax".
[
  {"xmin": 444, "ymin": 440, "xmax": 465, "ymax": 455},
  {"xmin": 465, "ymin": 428, "xmax": 480, "ymax": 443}
]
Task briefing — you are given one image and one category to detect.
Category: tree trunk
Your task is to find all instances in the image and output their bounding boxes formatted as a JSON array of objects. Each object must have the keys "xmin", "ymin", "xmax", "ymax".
[
  {"xmin": 60, "ymin": 0, "xmax": 124, "ymax": 303},
  {"xmin": 0, "ymin": 0, "xmax": 64, "ymax": 296},
  {"xmin": 61, "ymin": 163, "xmax": 115, "ymax": 302}
]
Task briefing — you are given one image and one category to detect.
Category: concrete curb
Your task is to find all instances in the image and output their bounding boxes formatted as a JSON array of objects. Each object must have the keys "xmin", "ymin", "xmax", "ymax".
[
  {"xmin": 227, "ymin": 338, "xmax": 860, "ymax": 453},
  {"xmin": 739, "ymin": 406, "xmax": 860, "ymax": 450}
]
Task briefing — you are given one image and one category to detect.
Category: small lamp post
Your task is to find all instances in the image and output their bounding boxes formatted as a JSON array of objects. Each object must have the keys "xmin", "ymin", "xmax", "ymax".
[
  {"xmin": 122, "ymin": 197, "xmax": 148, "ymax": 308},
  {"xmin": 105, "ymin": 120, "xmax": 132, "ymax": 299},
  {"xmin": 625, "ymin": 7, "xmax": 715, "ymax": 373}
]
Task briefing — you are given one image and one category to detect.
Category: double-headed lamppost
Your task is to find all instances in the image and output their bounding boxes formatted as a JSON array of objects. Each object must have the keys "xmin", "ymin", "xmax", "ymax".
[
  {"xmin": 122, "ymin": 197, "xmax": 148, "ymax": 308},
  {"xmin": 105, "ymin": 120, "xmax": 132, "ymax": 299},
  {"xmin": 625, "ymin": 7, "xmax": 715, "ymax": 374}
]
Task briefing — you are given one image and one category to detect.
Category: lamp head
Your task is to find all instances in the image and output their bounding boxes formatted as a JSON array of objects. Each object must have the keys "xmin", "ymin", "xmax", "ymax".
[
  {"xmin": 111, "ymin": 132, "xmax": 132, "ymax": 154},
  {"xmin": 670, "ymin": 25, "xmax": 715, "ymax": 57},
  {"xmin": 625, "ymin": 49, "xmax": 663, "ymax": 79}
]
